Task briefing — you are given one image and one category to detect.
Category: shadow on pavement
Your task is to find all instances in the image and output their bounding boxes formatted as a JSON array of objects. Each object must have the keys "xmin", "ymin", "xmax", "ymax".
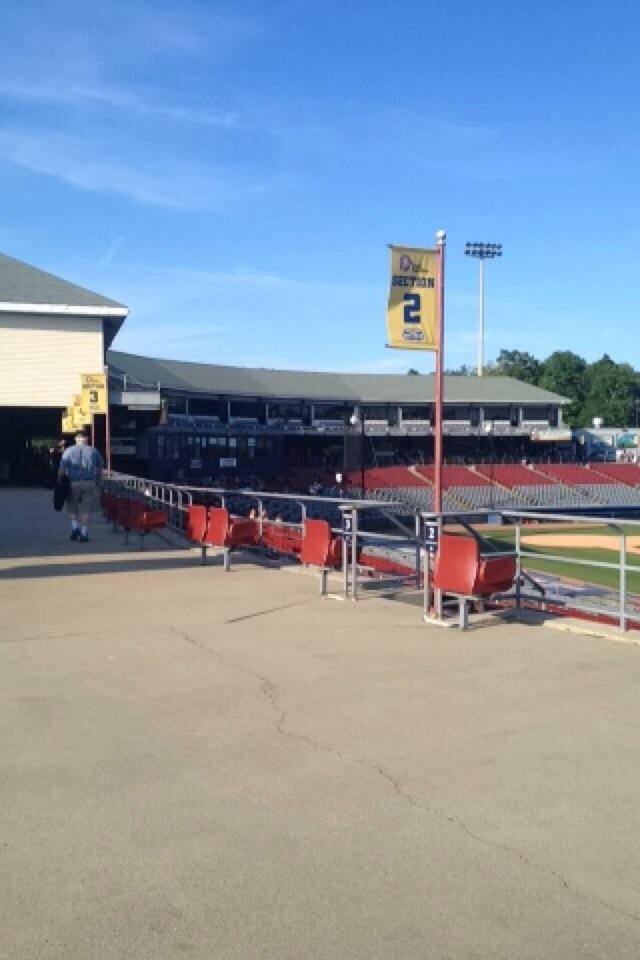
[{"xmin": 0, "ymin": 555, "xmax": 218, "ymax": 580}]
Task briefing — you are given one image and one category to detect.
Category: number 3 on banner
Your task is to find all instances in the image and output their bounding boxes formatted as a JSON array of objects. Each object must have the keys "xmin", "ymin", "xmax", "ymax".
[{"xmin": 403, "ymin": 293, "xmax": 421, "ymax": 324}]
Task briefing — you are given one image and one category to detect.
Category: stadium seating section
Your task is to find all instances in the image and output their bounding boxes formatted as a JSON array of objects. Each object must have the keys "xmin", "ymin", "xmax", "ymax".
[{"xmin": 345, "ymin": 463, "xmax": 640, "ymax": 511}]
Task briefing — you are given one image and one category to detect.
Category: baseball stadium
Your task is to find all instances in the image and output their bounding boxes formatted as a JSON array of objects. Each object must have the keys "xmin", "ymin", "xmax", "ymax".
[
  {"xmin": 6, "ymin": 8, "xmax": 640, "ymax": 955},
  {"xmin": 2, "ymin": 249, "xmax": 640, "ymax": 630}
]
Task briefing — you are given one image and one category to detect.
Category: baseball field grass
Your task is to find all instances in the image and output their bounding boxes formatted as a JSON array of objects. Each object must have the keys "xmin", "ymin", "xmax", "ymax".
[{"xmin": 484, "ymin": 524, "xmax": 640, "ymax": 593}]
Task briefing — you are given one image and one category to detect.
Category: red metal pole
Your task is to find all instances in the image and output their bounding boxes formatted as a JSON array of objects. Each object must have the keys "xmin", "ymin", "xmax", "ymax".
[{"xmin": 433, "ymin": 231, "xmax": 446, "ymax": 513}]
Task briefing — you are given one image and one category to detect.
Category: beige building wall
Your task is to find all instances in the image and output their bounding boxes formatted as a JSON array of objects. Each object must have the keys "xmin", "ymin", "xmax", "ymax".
[{"xmin": 0, "ymin": 314, "xmax": 104, "ymax": 408}]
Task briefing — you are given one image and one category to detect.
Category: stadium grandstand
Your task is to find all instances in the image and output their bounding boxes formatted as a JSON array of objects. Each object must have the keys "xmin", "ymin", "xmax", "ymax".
[
  {"xmin": 105, "ymin": 349, "xmax": 640, "ymax": 513},
  {"xmin": 107, "ymin": 349, "xmax": 571, "ymax": 479}
]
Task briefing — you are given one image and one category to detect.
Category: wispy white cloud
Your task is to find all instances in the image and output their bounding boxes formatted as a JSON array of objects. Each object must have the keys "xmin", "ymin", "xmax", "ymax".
[
  {"xmin": 0, "ymin": 78, "xmax": 240, "ymax": 128},
  {"xmin": 137, "ymin": 263, "xmax": 378, "ymax": 295},
  {"xmin": 99, "ymin": 237, "xmax": 124, "ymax": 269},
  {"xmin": 0, "ymin": 129, "xmax": 273, "ymax": 209}
]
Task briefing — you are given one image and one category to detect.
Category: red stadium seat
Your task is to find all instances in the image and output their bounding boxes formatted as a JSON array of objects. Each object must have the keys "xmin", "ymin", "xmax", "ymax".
[
  {"xmin": 186, "ymin": 505, "xmax": 209, "ymax": 543},
  {"xmin": 433, "ymin": 533, "xmax": 515, "ymax": 597},
  {"xmin": 261, "ymin": 521, "xmax": 303, "ymax": 556},
  {"xmin": 587, "ymin": 463, "xmax": 640, "ymax": 486},
  {"xmin": 476, "ymin": 465, "xmax": 556, "ymax": 487},
  {"xmin": 537, "ymin": 464, "xmax": 612, "ymax": 485},
  {"xmin": 300, "ymin": 519, "xmax": 341, "ymax": 568},
  {"xmin": 207, "ymin": 507, "xmax": 258, "ymax": 548}
]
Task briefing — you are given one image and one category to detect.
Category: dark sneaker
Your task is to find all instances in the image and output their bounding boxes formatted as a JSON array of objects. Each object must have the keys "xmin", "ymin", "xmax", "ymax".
[
  {"xmin": 70, "ymin": 529, "xmax": 80, "ymax": 541},
  {"xmin": 79, "ymin": 534, "xmax": 89, "ymax": 543}
]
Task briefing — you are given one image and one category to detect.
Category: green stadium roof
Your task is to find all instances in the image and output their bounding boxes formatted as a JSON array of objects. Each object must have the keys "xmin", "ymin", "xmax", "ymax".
[
  {"xmin": 108, "ymin": 350, "xmax": 568, "ymax": 405},
  {"xmin": 0, "ymin": 252, "xmax": 127, "ymax": 311},
  {"xmin": 0, "ymin": 252, "xmax": 128, "ymax": 347}
]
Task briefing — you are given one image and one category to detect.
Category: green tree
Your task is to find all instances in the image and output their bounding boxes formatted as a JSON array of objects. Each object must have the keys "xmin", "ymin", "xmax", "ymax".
[
  {"xmin": 580, "ymin": 355, "xmax": 637, "ymax": 427},
  {"xmin": 443, "ymin": 364, "xmax": 474, "ymax": 376},
  {"xmin": 407, "ymin": 368, "xmax": 420, "ymax": 375},
  {"xmin": 538, "ymin": 350, "xmax": 587, "ymax": 426},
  {"xmin": 495, "ymin": 349, "xmax": 541, "ymax": 385}
]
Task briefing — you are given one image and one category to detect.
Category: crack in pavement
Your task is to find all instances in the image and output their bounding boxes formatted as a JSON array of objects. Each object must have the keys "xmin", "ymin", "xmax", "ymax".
[
  {"xmin": 169, "ymin": 625, "xmax": 640, "ymax": 927},
  {"xmin": 0, "ymin": 629, "xmax": 104, "ymax": 645}
]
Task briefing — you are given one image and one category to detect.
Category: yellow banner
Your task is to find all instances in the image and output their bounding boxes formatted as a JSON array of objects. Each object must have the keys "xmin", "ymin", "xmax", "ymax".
[
  {"xmin": 81, "ymin": 372, "xmax": 108, "ymax": 414},
  {"xmin": 386, "ymin": 246, "xmax": 438, "ymax": 350},
  {"xmin": 72, "ymin": 394, "xmax": 92, "ymax": 426},
  {"xmin": 61, "ymin": 415, "xmax": 75, "ymax": 433}
]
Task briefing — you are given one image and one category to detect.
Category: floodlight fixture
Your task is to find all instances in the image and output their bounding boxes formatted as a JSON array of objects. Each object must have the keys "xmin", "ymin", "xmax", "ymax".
[{"xmin": 465, "ymin": 241, "xmax": 503, "ymax": 260}]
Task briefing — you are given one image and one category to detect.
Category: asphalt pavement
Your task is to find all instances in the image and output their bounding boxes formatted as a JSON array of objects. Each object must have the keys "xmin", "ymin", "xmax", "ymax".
[{"xmin": 2, "ymin": 488, "xmax": 640, "ymax": 959}]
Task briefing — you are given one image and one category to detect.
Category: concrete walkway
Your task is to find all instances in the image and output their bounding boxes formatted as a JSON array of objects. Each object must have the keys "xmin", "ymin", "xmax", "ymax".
[{"xmin": 2, "ymin": 488, "xmax": 640, "ymax": 959}]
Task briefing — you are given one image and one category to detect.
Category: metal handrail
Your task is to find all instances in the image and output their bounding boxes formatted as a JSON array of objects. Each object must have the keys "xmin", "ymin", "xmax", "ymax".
[
  {"xmin": 501, "ymin": 508, "xmax": 640, "ymax": 527},
  {"xmin": 104, "ymin": 471, "xmax": 423, "ymax": 598},
  {"xmin": 104, "ymin": 473, "xmax": 640, "ymax": 631}
]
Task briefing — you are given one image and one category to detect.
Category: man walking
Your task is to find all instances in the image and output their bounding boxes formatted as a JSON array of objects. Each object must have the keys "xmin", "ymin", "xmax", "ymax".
[{"xmin": 59, "ymin": 432, "xmax": 104, "ymax": 543}]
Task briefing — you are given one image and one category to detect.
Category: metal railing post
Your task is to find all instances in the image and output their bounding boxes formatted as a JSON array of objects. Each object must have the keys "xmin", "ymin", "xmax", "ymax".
[
  {"xmin": 422, "ymin": 547, "xmax": 431, "ymax": 620},
  {"xmin": 620, "ymin": 530, "xmax": 627, "ymax": 632},
  {"xmin": 342, "ymin": 527, "xmax": 349, "ymax": 598},
  {"xmin": 515, "ymin": 520, "xmax": 522, "ymax": 610},
  {"xmin": 351, "ymin": 506, "xmax": 358, "ymax": 601},
  {"xmin": 414, "ymin": 511, "xmax": 421, "ymax": 587}
]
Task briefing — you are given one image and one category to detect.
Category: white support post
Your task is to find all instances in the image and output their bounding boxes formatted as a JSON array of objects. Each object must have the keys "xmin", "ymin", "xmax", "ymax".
[
  {"xmin": 478, "ymin": 257, "xmax": 485, "ymax": 377},
  {"xmin": 350, "ymin": 506, "xmax": 358, "ymax": 601}
]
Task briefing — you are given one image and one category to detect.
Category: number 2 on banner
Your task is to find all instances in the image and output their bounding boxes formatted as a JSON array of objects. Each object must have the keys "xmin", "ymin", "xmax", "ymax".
[{"xmin": 403, "ymin": 293, "xmax": 421, "ymax": 324}]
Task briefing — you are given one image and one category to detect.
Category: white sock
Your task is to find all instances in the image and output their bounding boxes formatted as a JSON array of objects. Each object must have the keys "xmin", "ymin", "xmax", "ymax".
[
  {"xmin": 81, "ymin": 525, "xmax": 88, "ymax": 536},
  {"xmin": 71, "ymin": 520, "xmax": 79, "ymax": 531}
]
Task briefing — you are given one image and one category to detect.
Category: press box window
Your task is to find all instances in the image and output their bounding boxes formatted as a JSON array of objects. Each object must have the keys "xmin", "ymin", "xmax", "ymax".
[
  {"xmin": 443, "ymin": 405, "xmax": 471, "ymax": 421},
  {"xmin": 166, "ymin": 396, "xmax": 187, "ymax": 414},
  {"xmin": 313, "ymin": 404, "xmax": 345, "ymax": 421},
  {"xmin": 484, "ymin": 406, "xmax": 511, "ymax": 421},
  {"xmin": 361, "ymin": 406, "xmax": 389, "ymax": 421},
  {"xmin": 522, "ymin": 406, "xmax": 547, "ymax": 421},
  {"xmin": 229, "ymin": 401, "xmax": 264, "ymax": 421},
  {"xmin": 268, "ymin": 403, "xmax": 303, "ymax": 420},
  {"xmin": 401, "ymin": 405, "xmax": 430, "ymax": 422},
  {"xmin": 188, "ymin": 398, "xmax": 225, "ymax": 418}
]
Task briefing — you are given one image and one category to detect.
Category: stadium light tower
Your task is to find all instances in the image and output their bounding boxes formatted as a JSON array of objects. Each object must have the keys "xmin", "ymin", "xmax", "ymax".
[{"xmin": 464, "ymin": 241, "xmax": 503, "ymax": 378}]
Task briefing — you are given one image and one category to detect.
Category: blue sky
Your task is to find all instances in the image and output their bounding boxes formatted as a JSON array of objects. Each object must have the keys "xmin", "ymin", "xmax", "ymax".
[{"xmin": 0, "ymin": 0, "xmax": 639, "ymax": 373}]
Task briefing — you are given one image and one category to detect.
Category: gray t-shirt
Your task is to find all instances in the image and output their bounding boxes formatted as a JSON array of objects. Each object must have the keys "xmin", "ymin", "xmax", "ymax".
[{"xmin": 60, "ymin": 444, "xmax": 104, "ymax": 482}]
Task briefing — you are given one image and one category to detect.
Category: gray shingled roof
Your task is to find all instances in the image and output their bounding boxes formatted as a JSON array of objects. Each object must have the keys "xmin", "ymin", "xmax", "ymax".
[
  {"xmin": 0, "ymin": 252, "xmax": 126, "ymax": 310},
  {"xmin": 108, "ymin": 350, "xmax": 568, "ymax": 405}
]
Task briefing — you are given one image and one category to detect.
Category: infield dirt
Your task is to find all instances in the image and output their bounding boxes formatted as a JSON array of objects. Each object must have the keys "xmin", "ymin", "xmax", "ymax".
[{"xmin": 522, "ymin": 533, "xmax": 640, "ymax": 554}]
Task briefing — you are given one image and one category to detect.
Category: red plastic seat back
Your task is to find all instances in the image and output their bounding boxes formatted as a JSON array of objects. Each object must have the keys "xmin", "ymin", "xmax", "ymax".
[
  {"xmin": 228, "ymin": 517, "xmax": 259, "ymax": 547},
  {"xmin": 116, "ymin": 498, "xmax": 135, "ymax": 531},
  {"xmin": 433, "ymin": 533, "xmax": 516, "ymax": 597},
  {"xmin": 132, "ymin": 508, "xmax": 168, "ymax": 533},
  {"xmin": 186, "ymin": 505, "xmax": 208, "ymax": 543},
  {"xmin": 475, "ymin": 557, "xmax": 516, "ymax": 595},
  {"xmin": 261, "ymin": 521, "xmax": 302, "ymax": 555},
  {"xmin": 432, "ymin": 534, "xmax": 480, "ymax": 595},
  {"xmin": 301, "ymin": 519, "xmax": 335, "ymax": 567},
  {"xmin": 206, "ymin": 507, "xmax": 231, "ymax": 546},
  {"xmin": 127, "ymin": 501, "xmax": 144, "ymax": 529}
]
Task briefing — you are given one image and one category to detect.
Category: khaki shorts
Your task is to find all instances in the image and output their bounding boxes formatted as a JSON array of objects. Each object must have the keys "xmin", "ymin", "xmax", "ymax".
[{"xmin": 67, "ymin": 480, "xmax": 99, "ymax": 515}]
